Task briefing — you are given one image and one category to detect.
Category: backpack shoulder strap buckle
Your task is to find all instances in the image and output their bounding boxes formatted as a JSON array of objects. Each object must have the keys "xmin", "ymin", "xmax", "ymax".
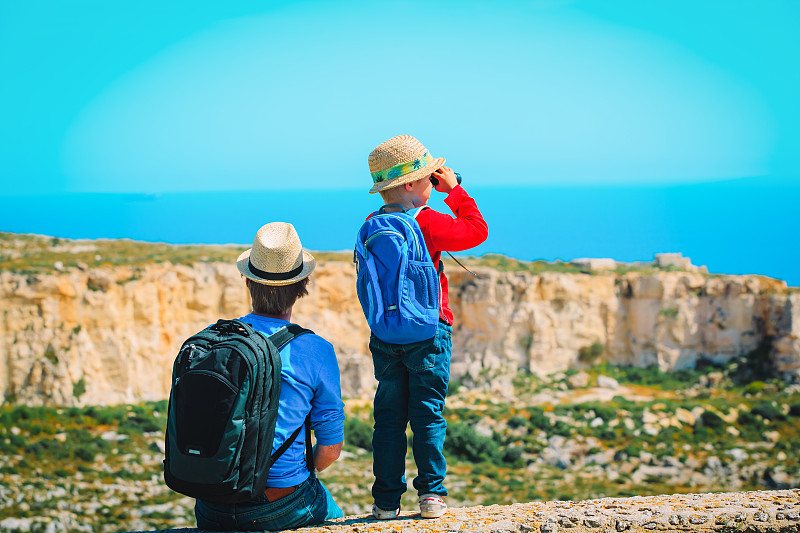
[{"xmin": 266, "ymin": 324, "xmax": 314, "ymax": 350}]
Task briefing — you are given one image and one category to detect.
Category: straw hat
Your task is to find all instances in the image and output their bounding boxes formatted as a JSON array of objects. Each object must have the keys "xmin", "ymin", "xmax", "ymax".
[
  {"xmin": 237, "ymin": 222, "xmax": 315, "ymax": 286},
  {"xmin": 368, "ymin": 135, "xmax": 446, "ymax": 194}
]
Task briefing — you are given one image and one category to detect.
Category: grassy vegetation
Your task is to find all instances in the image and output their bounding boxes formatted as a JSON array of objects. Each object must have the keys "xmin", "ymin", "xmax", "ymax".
[
  {"xmin": 1, "ymin": 365, "xmax": 798, "ymax": 530},
  {"xmin": 2, "ymin": 232, "xmax": 721, "ymax": 278},
  {"xmin": 0, "ymin": 232, "xmax": 243, "ymax": 274}
]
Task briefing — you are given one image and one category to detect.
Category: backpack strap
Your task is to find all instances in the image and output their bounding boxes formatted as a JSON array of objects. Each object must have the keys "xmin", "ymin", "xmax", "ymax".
[
  {"xmin": 378, "ymin": 203, "xmax": 406, "ymax": 214},
  {"xmin": 304, "ymin": 414, "xmax": 314, "ymax": 472},
  {"xmin": 263, "ymin": 324, "xmax": 316, "ymax": 472},
  {"xmin": 266, "ymin": 323, "xmax": 313, "ymax": 350},
  {"xmin": 270, "ymin": 423, "xmax": 303, "ymax": 465},
  {"xmin": 409, "ymin": 205, "xmax": 430, "ymax": 219}
]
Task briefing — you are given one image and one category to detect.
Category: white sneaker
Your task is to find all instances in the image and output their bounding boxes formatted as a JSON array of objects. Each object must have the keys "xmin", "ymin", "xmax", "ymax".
[
  {"xmin": 419, "ymin": 494, "xmax": 447, "ymax": 518},
  {"xmin": 372, "ymin": 504, "xmax": 400, "ymax": 520}
]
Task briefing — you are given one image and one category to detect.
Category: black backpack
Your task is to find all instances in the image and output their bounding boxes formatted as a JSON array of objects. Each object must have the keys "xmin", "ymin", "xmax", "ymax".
[{"xmin": 163, "ymin": 319, "xmax": 313, "ymax": 503}]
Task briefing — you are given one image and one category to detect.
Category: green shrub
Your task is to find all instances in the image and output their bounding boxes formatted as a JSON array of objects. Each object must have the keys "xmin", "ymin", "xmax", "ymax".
[
  {"xmin": 92, "ymin": 406, "xmax": 128, "ymax": 426},
  {"xmin": 344, "ymin": 417, "xmax": 373, "ymax": 451},
  {"xmin": 501, "ymin": 446, "xmax": 524, "ymax": 467},
  {"xmin": 9, "ymin": 434, "xmax": 25, "ymax": 449},
  {"xmin": 737, "ymin": 410, "xmax": 765, "ymax": 439},
  {"xmin": 731, "ymin": 342, "xmax": 776, "ymax": 385},
  {"xmin": 519, "ymin": 334, "xmax": 534, "ymax": 351},
  {"xmin": 751, "ymin": 402, "xmax": 785, "ymax": 421},
  {"xmin": 11, "ymin": 406, "xmax": 34, "ymax": 422},
  {"xmin": 789, "ymin": 404, "xmax": 800, "ymax": 417},
  {"xmin": 43, "ymin": 346, "xmax": 58, "ymax": 365},
  {"xmin": 745, "ymin": 381, "xmax": 767, "ymax": 394},
  {"xmin": 507, "ymin": 415, "xmax": 527, "ymax": 429},
  {"xmin": 658, "ymin": 307, "xmax": 678, "ymax": 319},
  {"xmin": 74, "ymin": 445, "xmax": 96, "ymax": 462},
  {"xmin": 119, "ymin": 415, "xmax": 162, "ymax": 434},
  {"xmin": 620, "ymin": 444, "xmax": 642, "ymax": 458},
  {"xmin": 695, "ymin": 411, "xmax": 725, "ymax": 432},
  {"xmin": 444, "ymin": 423, "xmax": 499, "ymax": 463},
  {"xmin": 594, "ymin": 428, "xmax": 616, "ymax": 441},
  {"xmin": 72, "ymin": 378, "xmax": 87, "ymax": 399},
  {"xmin": 67, "ymin": 428, "xmax": 95, "ymax": 444},
  {"xmin": 592, "ymin": 405, "xmax": 617, "ymax": 422},
  {"xmin": 550, "ymin": 419, "xmax": 572, "ymax": 437},
  {"xmin": 578, "ymin": 342, "xmax": 604, "ymax": 365},
  {"xmin": 610, "ymin": 395, "xmax": 637, "ymax": 410},
  {"xmin": 607, "ymin": 364, "xmax": 704, "ymax": 389},
  {"xmin": 26, "ymin": 438, "xmax": 69, "ymax": 459},
  {"xmin": 528, "ymin": 407, "xmax": 551, "ymax": 431}
]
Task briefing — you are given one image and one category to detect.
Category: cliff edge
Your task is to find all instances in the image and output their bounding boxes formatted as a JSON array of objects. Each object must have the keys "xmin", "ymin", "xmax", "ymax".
[{"xmin": 3, "ymin": 255, "xmax": 799, "ymax": 405}]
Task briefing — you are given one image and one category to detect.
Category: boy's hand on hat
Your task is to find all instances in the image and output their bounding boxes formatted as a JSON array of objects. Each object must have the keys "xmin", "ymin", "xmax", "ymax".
[{"xmin": 432, "ymin": 166, "xmax": 458, "ymax": 193}]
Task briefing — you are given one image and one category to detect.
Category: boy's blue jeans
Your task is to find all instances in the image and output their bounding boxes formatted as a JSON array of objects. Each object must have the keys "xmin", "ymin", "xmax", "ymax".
[
  {"xmin": 370, "ymin": 322, "xmax": 453, "ymax": 511},
  {"xmin": 194, "ymin": 475, "xmax": 343, "ymax": 531}
]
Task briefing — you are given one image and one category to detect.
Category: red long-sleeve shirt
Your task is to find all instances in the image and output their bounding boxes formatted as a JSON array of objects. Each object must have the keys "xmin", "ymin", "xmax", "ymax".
[{"xmin": 415, "ymin": 185, "xmax": 488, "ymax": 324}]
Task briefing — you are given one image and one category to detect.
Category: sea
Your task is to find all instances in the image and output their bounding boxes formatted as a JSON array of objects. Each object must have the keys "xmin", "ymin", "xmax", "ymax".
[{"xmin": 1, "ymin": 178, "xmax": 798, "ymax": 287}]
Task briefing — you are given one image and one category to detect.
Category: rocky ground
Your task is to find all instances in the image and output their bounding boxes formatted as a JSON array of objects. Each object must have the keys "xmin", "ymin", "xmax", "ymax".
[
  {"xmin": 123, "ymin": 489, "xmax": 800, "ymax": 533},
  {"xmin": 280, "ymin": 489, "xmax": 800, "ymax": 533}
]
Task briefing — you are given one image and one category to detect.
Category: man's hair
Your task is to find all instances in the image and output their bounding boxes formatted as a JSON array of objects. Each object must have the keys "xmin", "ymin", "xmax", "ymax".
[{"xmin": 246, "ymin": 277, "xmax": 310, "ymax": 315}]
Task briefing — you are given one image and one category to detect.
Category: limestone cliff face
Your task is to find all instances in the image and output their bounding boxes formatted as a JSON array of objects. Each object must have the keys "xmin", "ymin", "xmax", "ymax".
[
  {"xmin": 450, "ymin": 268, "xmax": 800, "ymax": 390},
  {"xmin": 1, "ymin": 262, "xmax": 798, "ymax": 406}
]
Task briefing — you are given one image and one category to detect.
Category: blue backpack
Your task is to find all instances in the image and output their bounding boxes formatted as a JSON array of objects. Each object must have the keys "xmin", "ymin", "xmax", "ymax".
[{"xmin": 354, "ymin": 204, "xmax": 440, "ymax": 344}]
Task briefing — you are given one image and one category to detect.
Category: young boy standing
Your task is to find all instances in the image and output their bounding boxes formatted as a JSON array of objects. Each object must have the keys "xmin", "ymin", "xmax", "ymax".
[{"xmin": 363, "ymin": 135, "xmax": 488, "ymax": 519}]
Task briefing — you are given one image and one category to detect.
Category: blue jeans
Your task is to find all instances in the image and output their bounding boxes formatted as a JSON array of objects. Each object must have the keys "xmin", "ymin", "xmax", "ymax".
[
  {"xmin": 370, "ymin": 322, "xmax": 452, "ymax": 511},
  {"xmin": 194, "ymin": 475, "xmax": 343, "ymax": 531}
]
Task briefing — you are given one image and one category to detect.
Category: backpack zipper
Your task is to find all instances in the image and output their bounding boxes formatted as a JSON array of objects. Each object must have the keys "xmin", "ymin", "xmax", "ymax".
[
  {"xmin": 388, "ymin": 215, "xmax": 423, "ymax": 259},
  {"xmin": 214, "ymin": 340, "xmax": 260, "ymax": 415},
  {"xmin": 175, "ymin": 344, "xmax": 197, "ymax": 385},
  {"xmin": 364, "ymin": 230, "xmax": 404, "ymax": 259}
]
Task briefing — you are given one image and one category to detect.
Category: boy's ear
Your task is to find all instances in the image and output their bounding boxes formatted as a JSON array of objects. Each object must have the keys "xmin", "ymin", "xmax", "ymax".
[{"xmin": 405, "ymin": 181, "xmax": 414, "ymax": 191}]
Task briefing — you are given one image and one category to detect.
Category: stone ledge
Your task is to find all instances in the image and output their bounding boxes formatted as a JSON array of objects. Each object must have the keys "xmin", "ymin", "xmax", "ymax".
[{"xmin": 129, "ymin": 489, "xmax": 800, "ymax": 532}]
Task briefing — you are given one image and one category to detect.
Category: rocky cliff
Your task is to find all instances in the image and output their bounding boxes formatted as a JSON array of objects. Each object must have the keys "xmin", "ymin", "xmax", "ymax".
[
  {"xmin": 449, "ymin": 267, "xmax": 800, "ymax": 392},
  {"xmin": 2, "ymin": 256, "xmax": 799, "ymax": 406}
]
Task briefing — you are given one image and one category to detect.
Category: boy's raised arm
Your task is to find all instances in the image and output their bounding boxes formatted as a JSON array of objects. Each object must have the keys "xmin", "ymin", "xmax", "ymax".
[{"xmin": 423, "ymin": 185, "xmax": 488, "ymax": 252}]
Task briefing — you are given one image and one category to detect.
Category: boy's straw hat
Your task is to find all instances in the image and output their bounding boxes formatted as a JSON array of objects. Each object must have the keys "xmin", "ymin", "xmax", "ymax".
[
  {"xmin": 237, "ymin": 222, "xmax": 315, "ymax": 286},
  {"xmin": 368, "ymin": 135, "xmax": 446, "ymax": 194}
]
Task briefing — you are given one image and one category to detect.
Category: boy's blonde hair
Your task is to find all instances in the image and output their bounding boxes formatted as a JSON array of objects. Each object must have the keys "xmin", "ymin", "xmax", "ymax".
[
  {"xmin": 378, "ymin": 177, "xmax": 427, "ymax": 204},
  {"xmin": 378, "ymin": 184, "xmax": 408, "ymax": 204}
]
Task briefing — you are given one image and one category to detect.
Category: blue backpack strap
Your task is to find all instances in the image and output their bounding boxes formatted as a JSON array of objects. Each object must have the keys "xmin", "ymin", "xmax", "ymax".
[
  {"xmin": 363, "ymin": 246, "xmax": 385, "ymax": 323},
  {"xmin": 378, "ymin": 204, "xmax": 406, "ymax": 214},
  {"xmin": 408, "ymin": 205, "xmax": 429, "ymax": 219}
]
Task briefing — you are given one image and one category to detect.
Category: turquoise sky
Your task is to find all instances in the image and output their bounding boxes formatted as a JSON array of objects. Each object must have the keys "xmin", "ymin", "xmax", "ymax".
[{"xmin": 1, "ymin": 0, "xmax": 798, "ymax": 193}]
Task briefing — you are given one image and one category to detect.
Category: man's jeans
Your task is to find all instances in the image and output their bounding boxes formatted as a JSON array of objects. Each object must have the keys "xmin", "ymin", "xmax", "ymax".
[
  {"xmin": 370, "ymin": 322, "xmax": 452, "ymax": 511},
  {"xmin": 194, "ymin": 475, "xmax": 343, "ymax": 531}
]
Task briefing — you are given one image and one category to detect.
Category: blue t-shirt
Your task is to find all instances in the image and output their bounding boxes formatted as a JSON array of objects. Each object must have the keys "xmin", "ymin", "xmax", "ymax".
[{"xmin": 240, "ymin": 314, "xmax": 345, "ymax": 488}]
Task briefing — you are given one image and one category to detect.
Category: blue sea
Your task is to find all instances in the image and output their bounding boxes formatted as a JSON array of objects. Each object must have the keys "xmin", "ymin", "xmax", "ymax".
[{"xmin": 1, "ymin": 178, "xmax": 798, "ymax": 287}]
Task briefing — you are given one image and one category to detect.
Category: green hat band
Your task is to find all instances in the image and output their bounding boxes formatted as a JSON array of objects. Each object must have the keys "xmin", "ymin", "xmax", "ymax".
[{"xmin": 371, "ymin": 151, "xmax": 434, "ymax": 184}]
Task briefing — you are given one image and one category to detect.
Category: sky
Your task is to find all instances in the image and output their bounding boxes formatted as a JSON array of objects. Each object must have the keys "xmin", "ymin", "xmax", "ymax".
[{"xmin": 1, "ymin": 0, "xmax": 798, "ymax": 194}]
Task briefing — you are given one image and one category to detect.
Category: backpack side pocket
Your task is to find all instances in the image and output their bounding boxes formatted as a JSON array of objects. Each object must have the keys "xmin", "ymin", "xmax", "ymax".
[{"xmin": 406, "ymin": 259, "xmax": 438, "ymax": 310}]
